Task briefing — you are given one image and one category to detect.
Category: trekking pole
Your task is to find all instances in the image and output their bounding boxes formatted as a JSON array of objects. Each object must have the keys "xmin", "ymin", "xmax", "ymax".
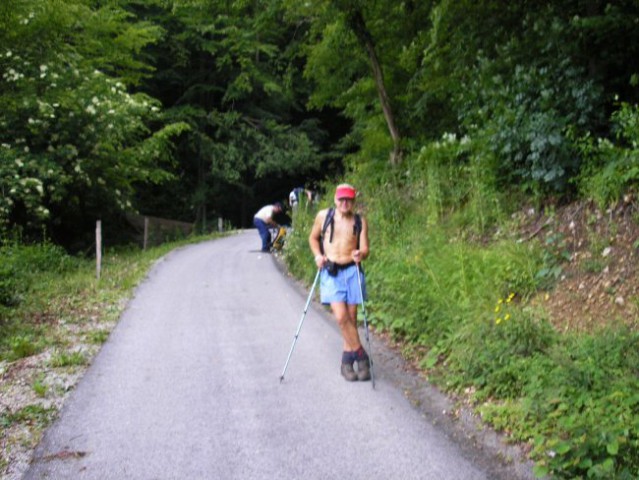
[
  {"xmin": 280, "ymin": 269, "xmax": 321, "ymax": 383},
  {"xmin": 356, "ymin": 263, "xmax": 375, "ymax": 389}
]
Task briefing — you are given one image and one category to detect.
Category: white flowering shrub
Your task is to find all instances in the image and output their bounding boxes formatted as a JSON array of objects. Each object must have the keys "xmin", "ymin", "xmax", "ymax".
[{"xmin": 0, "ymin": 0, "xmax": 186, "ymax": 238}]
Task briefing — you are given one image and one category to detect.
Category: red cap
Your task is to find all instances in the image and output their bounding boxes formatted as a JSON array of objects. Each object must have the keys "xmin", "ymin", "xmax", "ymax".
[{"xmin": 335, "ymin": 183, "xmax": 356, "ymax": 199}]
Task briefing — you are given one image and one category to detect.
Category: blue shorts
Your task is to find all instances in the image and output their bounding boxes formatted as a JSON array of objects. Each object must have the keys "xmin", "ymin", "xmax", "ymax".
[{"xmin": 320, "ymin": 263, "xmax": 367, "ymax": 305}]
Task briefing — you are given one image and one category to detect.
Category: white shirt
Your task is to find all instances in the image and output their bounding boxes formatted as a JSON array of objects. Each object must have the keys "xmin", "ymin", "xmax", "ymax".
[
  {"xmin": 254, "ymin": 205, "xmax": 275, "ymax": 223},
  {"xmin": 289, "ymin": 190, "xmax": 298, "ymax": 206}
]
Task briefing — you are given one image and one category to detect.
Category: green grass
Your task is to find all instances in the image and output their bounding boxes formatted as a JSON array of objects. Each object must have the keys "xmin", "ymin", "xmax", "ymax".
[
  {"xmin": 5, "ymin": 334, "xmax": 41, "ymax": 361},
  {"xmin": 0, "ymin": 404, "xmax": 55, "ymax": 429},
  {"xmin": 32, "ymin": 375, "xmax": 47, "ymax": 398},
  {"xmin": 50, "ymin": 350, "xmax": 88, "ymax": 367},
  {"xmin": 86, "ymin": 330, "xmax": 110, "ymax": 345}
]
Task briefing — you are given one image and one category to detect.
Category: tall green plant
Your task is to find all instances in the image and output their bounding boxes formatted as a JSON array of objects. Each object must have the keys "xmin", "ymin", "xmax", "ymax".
[
  {"xmin": 329, "ymin": 142, "xmax": 540, "ymax": 349},
  {"xmin": 462, "ymin": 59, "xmax": 602, "ymax": 194},
  {"xmin": 525, "ymin": 330, "xmax": 639, "ymax": 479},
  {"xmin": 411, "ymin": 134, "xmax": 504, "ymax": 233},
  {"xmin": 577, "ymin": 102, "xmax": 639, "ymax": 207},
  {"xmin": 282, "ymin": 205, "xmax": 317, "ymax": 282}
]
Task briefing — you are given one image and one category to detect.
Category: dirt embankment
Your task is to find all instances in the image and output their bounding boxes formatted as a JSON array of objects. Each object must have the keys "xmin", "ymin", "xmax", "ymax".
[{"xmin": 520, "ymin": 199, "xmax": 639, "ymax": 333}]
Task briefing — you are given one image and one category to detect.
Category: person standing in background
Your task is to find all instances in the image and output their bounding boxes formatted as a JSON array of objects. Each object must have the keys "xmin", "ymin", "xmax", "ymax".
[{"xmin": 289, "ymin": 187, "xmax": 313, "ymax": 209}]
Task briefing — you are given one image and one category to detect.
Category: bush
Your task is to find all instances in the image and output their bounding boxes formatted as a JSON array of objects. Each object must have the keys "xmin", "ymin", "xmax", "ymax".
[
  {"xmin": 0, "ymin": 257, "xmax": 21, "ymax": 307},
  {"xmin": 577, "ymin": 102, "xmax": 639, "ymax": 208},
  {"xmin": 523, "ymin": 329, "xmax": 639, "ymax": 479},
  {"xmin": 282, "ymin": 205, "xmax": 318, "ymax": 283},
  {"xmin": 5, "ymin": 334, "xmax": 41, "ymax": 361},
  {"xmin": 461, "ymin": 54, "xmax": 603, "ymax": 196},
  {"xmin": 446, "ymin": 304, "xmax": 556, "ymax": 400},
  {"xmin": 0, "ymin": 242, "xmax": 76, "ymax": 307}
]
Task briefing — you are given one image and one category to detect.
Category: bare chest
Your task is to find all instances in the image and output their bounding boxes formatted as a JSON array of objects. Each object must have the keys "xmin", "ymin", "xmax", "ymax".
[{"xmin": 323, "ymin": 215, "xmax": 358, "ymax": 260}]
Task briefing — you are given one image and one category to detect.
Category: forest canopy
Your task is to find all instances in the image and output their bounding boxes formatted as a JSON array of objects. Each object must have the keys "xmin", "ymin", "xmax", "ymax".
[{"xmin": 2, "ymin": 0, "xmax": 638, "ymax": 249}]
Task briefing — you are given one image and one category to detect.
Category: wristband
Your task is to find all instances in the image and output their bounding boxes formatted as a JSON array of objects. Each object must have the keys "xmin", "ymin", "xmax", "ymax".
[{"xmin": 314, "ymin": 254, "xmax": 323, "ymax": 262}]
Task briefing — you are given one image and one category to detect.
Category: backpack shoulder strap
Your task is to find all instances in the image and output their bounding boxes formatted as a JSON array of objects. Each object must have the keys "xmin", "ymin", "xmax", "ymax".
[
  {"xmin": 354, "ymin": 214, "xmax": 361, "ymax": 249},
  {"xmin": 321, "ymin": 208, "xmax": 335, "ymax": 237},
  {"xmin": 321, "ymin": 209, "xmax": 363, "ymax": 252},
  {"xmin": 320, "ymin": 208, "xmax": 335, "ymax": 254},
  {"xmin": 354, "ymin": 214, "xmax": 361, "ymax": 234}
]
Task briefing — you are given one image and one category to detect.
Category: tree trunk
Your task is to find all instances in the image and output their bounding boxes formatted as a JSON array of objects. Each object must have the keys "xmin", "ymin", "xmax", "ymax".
[{"xmin": 347, "ymin": 9, "xmax": 402, "ymax": 166}]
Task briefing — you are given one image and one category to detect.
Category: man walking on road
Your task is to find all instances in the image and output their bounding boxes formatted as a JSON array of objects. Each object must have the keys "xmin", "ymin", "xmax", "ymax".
[
  {"xmin": 253, "ymin": 202, "xmax": 283, "ymax": 252},
  {"xmin": 308, "ymin": 183, "xmax": 371, "ymax": 381}
]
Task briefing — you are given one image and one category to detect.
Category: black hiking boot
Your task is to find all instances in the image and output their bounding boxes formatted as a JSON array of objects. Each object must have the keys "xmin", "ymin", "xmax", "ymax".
[
  {"xmin": 340, "ymin": 363, "xmax": 358, "ymax": 381},
  {"xmin": 356, "ymin": 358, "xmax": 371, "ymax": 381}
]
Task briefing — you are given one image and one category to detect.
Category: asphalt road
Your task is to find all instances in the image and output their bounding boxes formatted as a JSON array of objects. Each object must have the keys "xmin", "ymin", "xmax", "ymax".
[{"xmin": 24, "ymin": 231, "xmax": 533, "ymax": 480}]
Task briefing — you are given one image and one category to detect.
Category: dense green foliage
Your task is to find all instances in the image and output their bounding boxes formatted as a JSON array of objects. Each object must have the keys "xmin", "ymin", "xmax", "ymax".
[
  {"xmin": 0, "ymin": 242, "xmax": 77, "ymax": 310},
  {"xmin": 0, "ymin": 0, "xmax": 189, "ymax": 248},
  {"xmin": 3, "ymin": 0, "xmax": 639, "ymax": 478},
  {"xmin": 3, "ymin": 0, "xmax": 639, "ymax": 244},
  {"xmin": 137, "ymin": 0, "xmax": 331, "ymax": 228},
  {"xmin": 577, "ymin": 102, "xmax": 639, "ymax": 207}
]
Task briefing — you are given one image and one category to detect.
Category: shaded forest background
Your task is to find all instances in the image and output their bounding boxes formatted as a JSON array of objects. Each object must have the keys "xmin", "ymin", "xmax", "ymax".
[
  {"xmin": 3, "ymin": 1, "xmax": 639, "ymax": 479},
  {"xmin": 3, "ymin": 0, "xmax": 639, "ymax": 251}
]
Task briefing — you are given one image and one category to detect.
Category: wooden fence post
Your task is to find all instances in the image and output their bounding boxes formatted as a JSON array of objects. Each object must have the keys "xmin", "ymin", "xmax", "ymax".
[
  {"xmin": 218, "ymin": 217, "xmax": 223, "ymax": 232},
  {"xmin": 202, "ymin": 204, "xmax": 206, "ymax": 233},
  {"xmin": 96, "ymin": 220, "xmax": 102, "ymax": 280},
  {"xmin": 143, "ymin": 216, "xmax": 149, "ymax": 250}
]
